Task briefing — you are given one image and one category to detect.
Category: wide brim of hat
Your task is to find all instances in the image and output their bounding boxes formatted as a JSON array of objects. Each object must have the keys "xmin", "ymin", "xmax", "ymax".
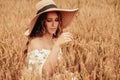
[{"xmin": 24, "ymin": 8, "xmax": 78, "ymax": 36}]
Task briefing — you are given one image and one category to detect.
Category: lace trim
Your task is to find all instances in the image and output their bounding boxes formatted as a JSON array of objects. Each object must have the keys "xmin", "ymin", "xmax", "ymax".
[{"xmin": 27, "ymin": 49, "xmax": 62, "ymax": 78}]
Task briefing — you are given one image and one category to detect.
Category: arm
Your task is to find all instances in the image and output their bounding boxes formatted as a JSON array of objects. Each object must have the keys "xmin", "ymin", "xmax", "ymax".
[
  {"xmin": 42, "ymin": 32, "xmax": 73, "ymax": 76},
  {"xmin": 42, "ymin": 44, "xmax": 60, "ymax": 76},
  {"xmin": 28, "ymin": 32, "xmax": 73, "ymax": 77}
]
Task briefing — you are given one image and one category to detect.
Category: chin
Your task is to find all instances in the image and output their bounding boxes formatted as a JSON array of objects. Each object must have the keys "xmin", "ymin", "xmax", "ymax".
[
  {"xmin": 51, "ymin": 32, "xmax": 55, "ymax": 35},
  {"xmin": 47, "ymin": 30, "xmax": 56, "ymax": 35},
  {"xmin": 48, "ymin": 32, "xmax": 55, "ymax": 35},
  {"xmin": 50, "ymin": 31, "xmax": 56, "ymax": 34}
]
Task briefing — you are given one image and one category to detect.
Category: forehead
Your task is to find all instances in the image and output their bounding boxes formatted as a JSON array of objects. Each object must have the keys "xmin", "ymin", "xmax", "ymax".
[{"xmin": 47, "ymin": 11, "xmax": 58, "ymax": 18}]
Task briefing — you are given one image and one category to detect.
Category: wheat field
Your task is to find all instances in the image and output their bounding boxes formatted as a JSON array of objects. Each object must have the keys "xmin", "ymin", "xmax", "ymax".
[{"xmin": 0, "ymin": 0, "xmax": 120, "ymax": 80}]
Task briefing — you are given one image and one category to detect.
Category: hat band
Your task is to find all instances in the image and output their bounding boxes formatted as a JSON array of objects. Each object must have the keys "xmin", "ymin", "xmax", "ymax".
[{"xmin": 36, "ymin": 4, "xmax": 57, "ymax": 14}]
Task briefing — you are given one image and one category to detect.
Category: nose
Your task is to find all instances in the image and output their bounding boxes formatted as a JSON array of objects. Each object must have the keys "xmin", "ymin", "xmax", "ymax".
[{"xmin": 52, "ymin": 21, "xmax": 57, "ymax": 27}]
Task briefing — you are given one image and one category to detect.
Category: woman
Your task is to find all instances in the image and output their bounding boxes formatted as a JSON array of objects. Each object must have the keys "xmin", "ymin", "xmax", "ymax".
[{"xmin": 24, "ymin": 0, "xmax": 78, "ymax": 78}]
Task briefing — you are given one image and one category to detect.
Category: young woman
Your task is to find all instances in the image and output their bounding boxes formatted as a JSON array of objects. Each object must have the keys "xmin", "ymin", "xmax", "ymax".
[{"xmin": 24, "ymin": 0, "xmax": 78, "ymax": 78}]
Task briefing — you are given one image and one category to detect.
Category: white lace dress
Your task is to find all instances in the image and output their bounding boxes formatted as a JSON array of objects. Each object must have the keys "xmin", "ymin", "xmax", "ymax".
[
  {"xmin": 27, "ymin": 49, "xmax": 62, "ymax": 78},
  {"xmin": 26, "ymin": 49, "xmax": 77, "ymax": 80}
]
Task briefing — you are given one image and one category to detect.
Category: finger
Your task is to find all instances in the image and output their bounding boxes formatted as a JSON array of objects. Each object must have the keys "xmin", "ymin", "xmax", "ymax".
[
  {"xmin": 63, "ymin": 33, "xmax": 73, "ymax": 37},
  {"xmin": 63, "ymin": 35, "xmax": 73, "ymax": 40},
  {"xmin": 60, "ymin": 32, "xmax": 73, "ymax": 41},
  {"xmin": 63, "ymin": 32, "xmax": 73, "ymax": 36},
  {"xmin": 64, "ymin": 34, "xmax": 73, "ymax": 38},
  {"xmin": 64, "ymin": 38, "xmax": 72, "ymax": 43},
  {"xmin": 64, "ymin": 37, "xmax": 73, "ymax": 42}
]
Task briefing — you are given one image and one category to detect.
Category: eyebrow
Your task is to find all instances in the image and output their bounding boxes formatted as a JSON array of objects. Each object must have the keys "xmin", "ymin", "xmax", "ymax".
[{"xmin": 47, "ymin": 17, "xmax": 58, "ymax": 19}]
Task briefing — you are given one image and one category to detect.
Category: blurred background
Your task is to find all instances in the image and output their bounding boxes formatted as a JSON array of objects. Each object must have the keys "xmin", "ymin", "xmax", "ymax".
[{"xmin": 0, "ymin": 0, "xmax": 120, "ymax": 80}]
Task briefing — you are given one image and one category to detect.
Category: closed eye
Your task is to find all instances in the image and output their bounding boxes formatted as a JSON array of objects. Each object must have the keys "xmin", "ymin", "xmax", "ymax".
[{"xmin": 46, "ymin": 19, "xmax": 52, "ymax": 22}]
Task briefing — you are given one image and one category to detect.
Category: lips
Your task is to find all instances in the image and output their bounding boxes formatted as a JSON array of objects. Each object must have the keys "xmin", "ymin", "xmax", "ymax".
[
  {"xmin": 50, "ymin": 28, "xmax": 57, "ymax": 30},
  {"xmin": 47, "ymin": 28, "xmax": 57, "ymax": 34}
]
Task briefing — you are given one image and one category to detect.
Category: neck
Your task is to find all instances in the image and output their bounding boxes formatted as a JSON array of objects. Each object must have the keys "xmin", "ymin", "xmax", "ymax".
[{"xmin": 43, "ymin": 33, "xmax": 53, "ymax": 41}]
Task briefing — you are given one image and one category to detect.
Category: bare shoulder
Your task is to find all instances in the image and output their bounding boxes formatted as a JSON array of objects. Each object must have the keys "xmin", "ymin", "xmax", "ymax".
[{"xmin": 28, "ymin": 37, "xmax": 44, "ymax": 52}]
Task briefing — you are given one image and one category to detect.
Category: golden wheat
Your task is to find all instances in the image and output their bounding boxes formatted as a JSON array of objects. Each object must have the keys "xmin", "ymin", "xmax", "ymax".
[{"xmin": 0, "ymin": 0, "xmax": 120, "ymax": 80}]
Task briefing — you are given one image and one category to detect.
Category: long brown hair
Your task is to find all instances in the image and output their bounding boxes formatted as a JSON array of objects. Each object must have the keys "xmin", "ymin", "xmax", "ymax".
[{"xmin": 24, "ymin": 11, "xmax": 63, "ymax": 55}]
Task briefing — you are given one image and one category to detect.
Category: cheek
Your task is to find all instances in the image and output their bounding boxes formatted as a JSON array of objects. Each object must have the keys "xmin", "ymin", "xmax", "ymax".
[
  {"xmin": 56, "ymin": 22, "xmax": 59, "ymax": 26},
  {"xmin": 45, "ymin": 22, "xmax": 50, "ymax": 28},
  {"xmin": 55, "ymin": 22, "xmax": 59, "ymax": 27}
]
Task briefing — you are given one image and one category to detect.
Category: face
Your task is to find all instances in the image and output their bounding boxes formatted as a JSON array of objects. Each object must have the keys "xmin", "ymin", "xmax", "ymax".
[{"xmin": 45, "ymin": 11, "xmax": 59, "ymax": 35}]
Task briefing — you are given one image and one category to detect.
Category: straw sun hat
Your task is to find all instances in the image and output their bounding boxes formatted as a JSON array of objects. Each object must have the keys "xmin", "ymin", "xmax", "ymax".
[{"xmin": 24, "ymin": 0, "xmax": 78, "ymax": 36}]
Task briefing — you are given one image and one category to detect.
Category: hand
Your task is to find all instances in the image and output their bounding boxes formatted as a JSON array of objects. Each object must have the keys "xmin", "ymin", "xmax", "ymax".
[{"xmin": 55, "ymin": 32, "xmax": 73, "ymax": 47}]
